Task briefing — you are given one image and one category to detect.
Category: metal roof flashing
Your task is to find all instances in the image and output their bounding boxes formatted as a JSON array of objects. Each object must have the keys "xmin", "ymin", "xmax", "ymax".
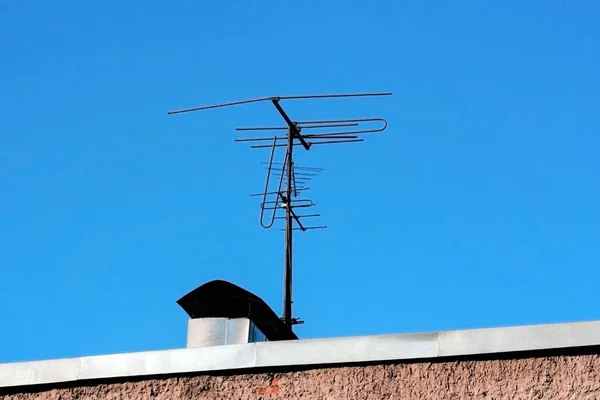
[{"xmin": 2, "ymin": 320, "xmax": 600, "ymax": 389}]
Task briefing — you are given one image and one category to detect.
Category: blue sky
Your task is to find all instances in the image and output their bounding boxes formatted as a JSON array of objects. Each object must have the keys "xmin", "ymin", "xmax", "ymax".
[{"xmin": 1, "ymin": 1, "xmax": 599, "ymax": 363}]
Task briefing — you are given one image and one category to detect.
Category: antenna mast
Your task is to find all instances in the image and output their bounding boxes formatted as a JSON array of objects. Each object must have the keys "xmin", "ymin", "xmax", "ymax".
[{"xmin": 168, "ymin": 92, "xmax": 392, "ymax": 330}]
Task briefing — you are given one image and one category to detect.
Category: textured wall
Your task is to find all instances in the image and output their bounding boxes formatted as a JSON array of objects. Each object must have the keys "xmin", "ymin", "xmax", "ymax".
[{"xmin": 2, "ymin": 353, "xmax": 600, "ymax": 400}]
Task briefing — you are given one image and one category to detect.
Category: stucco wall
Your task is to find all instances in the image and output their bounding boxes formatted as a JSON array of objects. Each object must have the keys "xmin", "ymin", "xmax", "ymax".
[{"xmin": 2, "ymin": 353, "xmax": 600, "ymax": 399}]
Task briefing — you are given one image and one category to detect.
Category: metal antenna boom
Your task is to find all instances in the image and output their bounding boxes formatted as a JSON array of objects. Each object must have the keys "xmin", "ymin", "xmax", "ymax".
[
  {"xmin": 167, "ymin": 91, "xmax": 392, "ymax": 331},
  {"xmin": 167, "ymin": 92, "xmax": 392, "ymax": 115}
]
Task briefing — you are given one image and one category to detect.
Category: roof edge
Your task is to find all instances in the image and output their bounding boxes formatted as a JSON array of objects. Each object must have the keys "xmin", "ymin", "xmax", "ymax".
[{"xmin": 3, "ymin": 319, "xmax": 600, "ymax": 389}]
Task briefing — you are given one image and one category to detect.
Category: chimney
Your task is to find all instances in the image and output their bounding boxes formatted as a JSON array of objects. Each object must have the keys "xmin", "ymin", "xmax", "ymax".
[{"xmin": 177, "ymin": 280, "xmax": 298, "ymax": 348}]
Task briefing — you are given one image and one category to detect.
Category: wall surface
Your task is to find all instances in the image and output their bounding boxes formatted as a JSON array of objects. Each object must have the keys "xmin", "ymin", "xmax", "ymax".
[{"xmin": 2, "ymin": 353, "xmax": 600, "ymax": 400}]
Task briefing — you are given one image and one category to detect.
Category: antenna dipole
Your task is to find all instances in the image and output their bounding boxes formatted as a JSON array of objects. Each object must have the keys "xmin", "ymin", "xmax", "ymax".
[{"xmin": 168, "ymin": 92, "xmax": 392, "ymax": 331}]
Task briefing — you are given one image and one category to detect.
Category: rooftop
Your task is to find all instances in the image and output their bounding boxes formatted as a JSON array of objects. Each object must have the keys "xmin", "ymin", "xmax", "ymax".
[{"xmin": 2, "ymin": 319, "xmax": 600, "ymax": 390}]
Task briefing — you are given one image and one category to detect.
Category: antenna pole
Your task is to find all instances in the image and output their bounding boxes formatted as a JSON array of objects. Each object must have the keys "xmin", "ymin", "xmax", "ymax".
[{"xmin": 283, "ymin": 125, "xmax": 293, "ymax": 328}]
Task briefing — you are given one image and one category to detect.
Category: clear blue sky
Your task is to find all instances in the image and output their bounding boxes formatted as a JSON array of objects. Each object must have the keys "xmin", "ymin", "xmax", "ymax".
[{"xmin": 1, "ymin": 1, "xmax": 599, "ymax": 363}]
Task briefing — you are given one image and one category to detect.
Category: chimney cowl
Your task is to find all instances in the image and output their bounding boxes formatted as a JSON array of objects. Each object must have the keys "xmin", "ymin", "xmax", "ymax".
[{"xmin": 177, "ymin": 279, "xmax": 298, "ymax": 346}]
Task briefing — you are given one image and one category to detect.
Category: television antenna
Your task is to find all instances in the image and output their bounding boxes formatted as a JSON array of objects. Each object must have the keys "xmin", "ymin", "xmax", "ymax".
[{"xmin": 168, "ymin": 92, "xmax": 392, "ymax": 330}]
